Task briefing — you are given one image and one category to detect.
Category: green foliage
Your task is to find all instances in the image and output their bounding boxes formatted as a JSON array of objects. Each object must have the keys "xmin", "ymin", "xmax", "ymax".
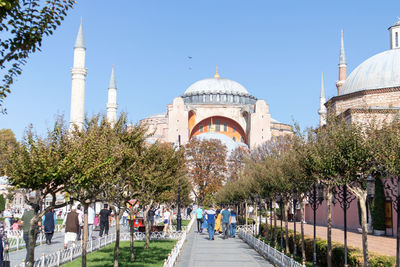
[
  {"xmin": 0, "ymin": 194, "xmax": 5, "ymax": 212},
  {"xmin": 259, "ymin": 224, "xmax": 395, "ymax": 267},
  {"xmin": 62, "ymin": 240, "xmax": 176, "ymax": 267},
  {"xmin": 372, "ymin": 178, "xmax": 385, "ymax": 230},
  {"xmin": 0, "ymin": 0, "xmax": 76, "ymax": 112}
]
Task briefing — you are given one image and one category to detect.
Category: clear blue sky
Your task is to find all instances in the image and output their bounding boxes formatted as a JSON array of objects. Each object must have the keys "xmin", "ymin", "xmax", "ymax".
[{"xmin": 1, "ymin": 0, "xmax": 399, "ymax": 139}]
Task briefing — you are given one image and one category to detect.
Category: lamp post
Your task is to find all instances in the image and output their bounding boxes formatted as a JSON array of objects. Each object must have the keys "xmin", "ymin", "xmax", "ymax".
[
  {"xmin": 276, "ymin": 193, "xmax": 284, "ymax": 251},
  {"xmin": 308, "ymin": 182, "xmax": 324, "ymax": 267},
  {"xmin": 383, "ymin": 176, "xmax": 400, "ymax": 267},
  {"xmin": 176, "ymin": 135, "xmax": 182, "ymax": 232},
  {"xmin": 293, "ymin": 188, "xmax": 298, "ymax": 258},
  {"xmin": 333, "ymin": 184, "xmax": 356, "ymax": 267}
]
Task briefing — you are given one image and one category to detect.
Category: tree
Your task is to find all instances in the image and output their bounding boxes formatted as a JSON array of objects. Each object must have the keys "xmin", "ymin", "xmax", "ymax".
[
  {"xmin": 184, "ymin": 138, "xmax": 227, "ymax": 204},
  {"xmin": 0, "ymin": 194, "xmax": 5, "ymax": 212},
  {"xmin": 2, "ymin": 118, "xmax": 72, "ymax": 267},
  {"xmin": 227, "ymin": 146, "xmax": 249, "ymax": 182},
  {"xmin": 0, "ymin": 0, "xmax": 75, "ymax": 112},
  {"xmin": 0, "ymin": 128, "xmax": 17, "ymax": 173}
]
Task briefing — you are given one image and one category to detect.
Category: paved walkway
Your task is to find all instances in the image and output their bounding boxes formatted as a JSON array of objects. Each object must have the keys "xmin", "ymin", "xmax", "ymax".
[
  {"xmin": 9, "ymin": 225, "xmax": 127, "ymax": 267},
  {"xmin": 274, "ymin": 220, "xmax": 396, "ymax": 257},
  {"xmin": 176, "ymin": 227, "xmax": 273, "ymax": 267}
]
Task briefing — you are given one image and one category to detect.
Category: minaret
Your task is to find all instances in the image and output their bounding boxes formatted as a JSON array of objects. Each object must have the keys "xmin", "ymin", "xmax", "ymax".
[
  {"xmin": 389, "ymin": 18, "xmax": 400, "ymax": 49},
  {"xmin": 69, "ymin": 19, "xmax": 87, "ymax": 131},
  {"xmin": 336, "ymin": 30, "xmax": 347, "ymax": 95},
  {"xmin": 318, "ymin": 72, "xmax": 327, "ymax": 126},
  {"xmin": 106, "ymin": 66, "xmax": 118, "ymax": 126}
]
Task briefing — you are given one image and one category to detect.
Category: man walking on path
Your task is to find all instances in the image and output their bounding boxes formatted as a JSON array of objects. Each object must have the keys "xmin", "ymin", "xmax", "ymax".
[
  {"xmin": 195, "ymin": 206, "xmax": 203, "ymax": 233},
  {"xmin": 63, "ymin": 205, "xmax": 81, "ymax": 249},
  {"xmin": 87, "ymin": 204, "xmax": 95, "ymax": 240},
  {"xmin": 42, "ymin": 209, "xmax": 56, "ymax": 244},
  {"xmin": 99, "ymin": 204, "xmax": 111, "ymax": 237},
  {"xmin": 205, "ymin": 206, "xmax": 216, "ymax": 240},
  {"xmin": 221, "ymin": 206, "xmax": 231, "ymax": 239}
]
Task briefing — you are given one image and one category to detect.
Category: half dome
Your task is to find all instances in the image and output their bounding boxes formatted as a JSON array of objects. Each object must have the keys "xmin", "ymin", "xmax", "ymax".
[
  {"xmin": 183, "ymin": 77, "xmax": 249, "ymax": 96},
  {"xmin": 340, "ymin": 49, "xmax": 400, "ymax": 95}
]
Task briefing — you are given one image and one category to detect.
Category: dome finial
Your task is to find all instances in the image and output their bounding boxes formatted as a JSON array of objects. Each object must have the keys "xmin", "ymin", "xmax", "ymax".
[{"xmin": 214, "ymin": 65, "xmax": 220, "ymax": 78}]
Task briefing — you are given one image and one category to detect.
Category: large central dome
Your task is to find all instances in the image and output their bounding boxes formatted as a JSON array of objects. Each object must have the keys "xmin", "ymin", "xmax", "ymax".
[
  {"xmin": 183, "ymin": 77, "xmax": 249, "ymax": 96},
  {"xmin": 340, "ymin": 49, "xmax": 400, "ymax": 95}
]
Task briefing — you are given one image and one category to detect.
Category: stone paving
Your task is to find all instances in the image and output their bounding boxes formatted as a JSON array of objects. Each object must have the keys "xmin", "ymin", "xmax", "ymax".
[
  {"xmin": 275, "ymin": 220, "xmax": 397, "ymax": 257},
  {"xmin": 176, "ymin": 227, "xmax": 273, "ymax": 267}
]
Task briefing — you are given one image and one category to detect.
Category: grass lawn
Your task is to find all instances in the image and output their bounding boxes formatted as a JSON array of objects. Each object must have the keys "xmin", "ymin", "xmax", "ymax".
[
  {"xmin": 62, "ymin": 240, "xmax": 176, "ymax": 267},
  {"xmin": 172, "ymin": 219, "xmax": 190, "ymax": 227}
]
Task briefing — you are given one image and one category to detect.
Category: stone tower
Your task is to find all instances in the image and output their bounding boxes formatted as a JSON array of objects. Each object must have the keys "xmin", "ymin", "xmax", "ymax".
[
  {"xmin": 318, "ymin": 72, "xmax": 327, "ymax": 126},
  {"xmin": 336, "ymin": 30, "xmax": 347, "ymax": 95},
  {"xmin": 107, "ymin": 66, "xmax": 118, "ymax": 126},
  {"xmin": 389, "ymin": 18, "xmax": 400, "ymax": 49},
  {"xmin": 69, "ymin": 19, "xmax": 87, "ymax": 131}
]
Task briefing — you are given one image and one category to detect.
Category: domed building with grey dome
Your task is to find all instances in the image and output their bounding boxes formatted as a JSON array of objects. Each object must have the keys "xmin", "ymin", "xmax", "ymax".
[
  {"xmin": 319, "ymin": 18, "xmax": 400, "ymax": 126},
  {"xmin": 140, "ymin": 67, "xmax": 292, "ymax": 149}
]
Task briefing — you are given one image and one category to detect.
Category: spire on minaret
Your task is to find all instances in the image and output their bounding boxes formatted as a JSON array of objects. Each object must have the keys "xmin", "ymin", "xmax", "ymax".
[
  {"xmin": 74, "ymin": 18, "xmax": 86, "ymax": 49},
  {"xmin": 214, "ymin": 65, "xmax": 220, "ymax": 78},
  {"xmin": 70, "ymin": 20, "xmax": 87, "ymax": 131},
  {"xmin": 107, "ymin": 66, "xmax": 118, "ymax": 126},
  {"xmin": 318, "ymin": 72, "xmax": 327, "ymax": 126},
  {"xmin": 336, "ymin": 30, "xmax": 347, "ymax": 95},
  {"xmin": 339, "ymin": 30, "xmax": 346, "ymax": 65}
]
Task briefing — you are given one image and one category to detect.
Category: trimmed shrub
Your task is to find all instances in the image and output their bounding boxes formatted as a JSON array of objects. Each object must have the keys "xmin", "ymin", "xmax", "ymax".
[{"xmin": 254, "ymin": 224, "xmax": 394, "ymax": 266}]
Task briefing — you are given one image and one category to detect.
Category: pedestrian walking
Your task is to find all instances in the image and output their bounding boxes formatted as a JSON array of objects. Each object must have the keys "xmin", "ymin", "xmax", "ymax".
[
  {"xmin": 205, "ymin": 206, "xmax": 216, "ymax": 240},
  {"xmin": 88, "ymin": 204, "xmax": 95, "ymax": 240},
  {"xmin": 221, "ymin": 206, "xmax": 231, "ymax": 239},
  {"xmin": 99, "ymin": 204, "xmax": 111, "ymax": 237},
  {"xmin": 148, "ymin": 206, "xmax": 155, "ymax": 226},
  {"xmin": 186, "ymin": 206, "xmax": 192, "ymax": 218},
  {"xmin": 195, "ymin": 206, "xmax": 203, "ymax": 233},
  {"xmin": 63, "ymin": 205, "xmax": 82, "ymax": 249},
  {"xmin": 0, "ymin": 219, "xmax": 9, "ymax": 266},
  {"xmin": 230, "ymin": 207, "xmax": 237, "ymax": 238},
  {"xmin": 215, "ymin": 208, "xmax": 222, "ymax": 234},
  {"xmin": 42, "ymin": 209, "xmax": 56, "ymax": 244},
  {"xmin": 21, "ymin": 205, "xmax": 40, "ymax": 262},
  {"xmin": 122, "ymin": 209, "xmax": 129, "ymax": 226},
  {"xmin": 162, "ymin": 207, "xmax": 172, "ymax": 235},
  {"xmin": 76, "ymin": 204, "xmax": 84, "ymax": 241}
]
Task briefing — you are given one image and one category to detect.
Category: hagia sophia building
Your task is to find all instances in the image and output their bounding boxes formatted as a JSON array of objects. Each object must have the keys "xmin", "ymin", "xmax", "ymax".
[
  {"xmin": 69, "ymin": 21, "xmax": 293, "ymax": 151},
  {"xmin": 69, "ymin": 17, "xmax": 400, "ymax": 233}
]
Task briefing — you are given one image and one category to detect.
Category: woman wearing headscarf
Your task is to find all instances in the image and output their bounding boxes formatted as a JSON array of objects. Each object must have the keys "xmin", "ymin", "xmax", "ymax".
[{"xmin": 42, "ymin": 209, "xmax": 56, "ymax": 245}]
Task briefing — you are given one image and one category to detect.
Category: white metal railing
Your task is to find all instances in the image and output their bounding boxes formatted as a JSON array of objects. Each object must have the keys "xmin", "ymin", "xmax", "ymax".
[
  {"xmin": 14, "ymin": 229, "xmax": 185, "ymax": 267},
  {"xmin": 163, "ymin": 216, "xmax": 195, "ymax": 267},
  {"xmin": 236, "ymin": 224, "xmax": 253, "ymax": 233},
  {"xmin": 238, "ymin": 229, "xmax": 304, "ymax": 267}
]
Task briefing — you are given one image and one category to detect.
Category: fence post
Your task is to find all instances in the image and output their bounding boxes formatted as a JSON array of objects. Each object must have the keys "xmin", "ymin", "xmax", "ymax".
[
  {"xmin": 70, "ymin": 248, "xmax": 73, "ymax": 262},
  {"xmin": 41, "ymin": 253, "xmax": 45, "ymax": 267},
  {"xmin": 57, "ymin": 248, "xmax": 61, "ymax": 266},
  {"xmin": 17, "ymin": 236, "xmax": 20, "ymax": 250},
  {"xmin": 21, "ymin": 259, "xmax": 25, "ymax": 267}
]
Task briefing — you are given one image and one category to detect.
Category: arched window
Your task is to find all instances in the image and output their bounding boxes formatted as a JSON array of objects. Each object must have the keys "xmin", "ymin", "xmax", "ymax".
[
  {"xmin": 233, "ymin": 137, "xmax": 236, "ymax": 142},
  {"xmin": 216, "ymin": 120, "xmax": 220, "ymax": 131},
  {"xmin": 396, "ymin": 32, "xmax": 399, "ymax": 47},
  {"xmin": 200, "ymin": 125, "xmax": 203, "ymax": 132},
  {"xmin": 233, "ymin": 126, "xmax": 236, "ymax": 132},
  {"xmin": 224, "ymin": 123, "xmax": 228, "ymax": 132}
]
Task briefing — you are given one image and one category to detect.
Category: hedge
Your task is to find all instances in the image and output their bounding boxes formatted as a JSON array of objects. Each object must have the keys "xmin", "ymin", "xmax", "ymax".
[{"xmin": 258, "ymin": 224, "xmax": 395, "ymax": 267}]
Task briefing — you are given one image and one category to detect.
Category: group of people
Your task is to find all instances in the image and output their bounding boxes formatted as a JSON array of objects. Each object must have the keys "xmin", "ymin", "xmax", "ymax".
[{"xmin": 195, "ymin": 205, "xmax": 237, "ymax": 241}]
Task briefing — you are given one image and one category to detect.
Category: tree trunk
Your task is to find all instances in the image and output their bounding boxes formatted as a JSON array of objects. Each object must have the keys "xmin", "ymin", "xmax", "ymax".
[
  {"xmin": 113, "ymin": 206, "xmax": 124, "ymax": 267},
  {"xmin": 326, "ymin": 188, "xmax": 332, "ymax": 267},
  {"xmin": 129, "ymin": 209, "xmax": 135, "ymax": 262},
  {"xmin": 300, "ymin": 200, "xmax": 306, "ymax": 265},
  {"xmin": 274, "ymin": 201, "xmax": 278, "ymax": 249},
  {"xmin": 284, "ymin": 201, "xmax": 289, "ymax": 254},
  {"xmin": 349, "ymin": 186, "xmax": 370, "ymax": 267},
  {"xmin": 82, "ymin": 203, "xmax": 89, "ymax": 267},
  {"xmin": 264, "ymin": 203, "xmax": 269, "ymax": 239},
  {"xmin": 358, "ymin": 192, "xmax": 370, "ymax": 267},
  {"xmin": 27, "ymin": 215, "xmax": 40, "ymax": 267},
  {"xmin": 144, "ymin": 200, "xmax": 153, "ymax": 249},
  {"xmin": 245, "ymin": 201, "xmax": 248, "ymax": 225}
]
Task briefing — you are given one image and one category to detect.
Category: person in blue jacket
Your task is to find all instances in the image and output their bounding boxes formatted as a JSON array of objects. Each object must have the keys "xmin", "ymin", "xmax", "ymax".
[
  {"xmin": 205, "ymin": 206, "xmax": 216, "ymax": 240},
  {"xmin": 42, "ymin": 209, "xmax": 56, "ymax": 245}
]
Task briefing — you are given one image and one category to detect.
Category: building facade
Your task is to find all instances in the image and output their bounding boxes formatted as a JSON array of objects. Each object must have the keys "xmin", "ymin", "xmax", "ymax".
[{"xmin": 310, "ymin": 19, "xmax": 400, "ymax": 234}]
